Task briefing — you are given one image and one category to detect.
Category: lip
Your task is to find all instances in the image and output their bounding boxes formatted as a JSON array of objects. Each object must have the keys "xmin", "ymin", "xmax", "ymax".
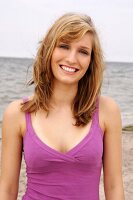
[
  {"xmin": 59, "ymin": 64, "xmax": 79, "ymax": 75},
  {"xmin": 59, "ymin": 64, "xmax": 79, "ymax": 70}
]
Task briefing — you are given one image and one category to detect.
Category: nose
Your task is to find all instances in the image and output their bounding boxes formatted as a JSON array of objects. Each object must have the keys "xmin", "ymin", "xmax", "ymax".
[{"xmin": 66, "ymin": 50, "xmax": 77, "ymax": 65}]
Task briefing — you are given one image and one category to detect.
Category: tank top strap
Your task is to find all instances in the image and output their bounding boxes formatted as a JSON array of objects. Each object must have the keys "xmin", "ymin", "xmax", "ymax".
[{"xmin": 22, "ymin": 97, "xmax": 31, "ymax": 132}]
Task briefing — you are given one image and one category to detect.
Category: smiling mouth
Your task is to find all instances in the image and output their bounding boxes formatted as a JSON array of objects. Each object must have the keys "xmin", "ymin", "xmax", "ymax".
[{"xmin": 59, "ymin": 65, "xmax": 79, "ymax": 73}]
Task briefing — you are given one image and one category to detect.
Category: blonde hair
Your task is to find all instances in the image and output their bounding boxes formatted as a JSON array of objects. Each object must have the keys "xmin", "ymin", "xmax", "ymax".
[{"xmin": 21, "ymin": 12, "xmax": 105, "ymax": 126}]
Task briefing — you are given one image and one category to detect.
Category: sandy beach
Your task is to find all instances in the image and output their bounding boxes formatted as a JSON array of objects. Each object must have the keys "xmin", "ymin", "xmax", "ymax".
[{"xmin": 0, "ymin": 129, "xmax": 133, "ymax": 200}]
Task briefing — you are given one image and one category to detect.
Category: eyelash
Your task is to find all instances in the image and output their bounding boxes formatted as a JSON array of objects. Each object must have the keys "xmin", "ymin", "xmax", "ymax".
[
  {"xmin": 58, "ymin": 44, "xmax": 69, "ymax": 49},
  {"xmin": 79, "ymin": 50, "xmax": 89, "ymax": 55},
  {"xmin": 58, "ymin": 44, "xmax": 89, "ymax": 56}
]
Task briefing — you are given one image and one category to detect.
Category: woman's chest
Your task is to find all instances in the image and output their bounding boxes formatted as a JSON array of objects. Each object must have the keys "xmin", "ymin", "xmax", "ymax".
[
  {"xmin": 30, "ymin": 111, "xmax": 92, "ymax": 154},
  {"xmin": 23, "ymin": 109, "xmax": 103, "ymax": 170},
  {"xmin": 23, "ymin": 120, "xmax": 103, "ymax": 170}
]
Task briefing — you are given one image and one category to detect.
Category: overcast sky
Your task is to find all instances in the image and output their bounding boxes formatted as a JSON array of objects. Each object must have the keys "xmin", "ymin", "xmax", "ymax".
[{"xmin": 0, "ymin": 0, "xmax": 133, "ymax": 62}]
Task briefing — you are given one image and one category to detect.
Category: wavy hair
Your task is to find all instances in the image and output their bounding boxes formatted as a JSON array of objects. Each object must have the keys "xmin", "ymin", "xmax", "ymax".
[{"xmin": 21, "ymin": 12, "xmax": 105, "ymax": 126}]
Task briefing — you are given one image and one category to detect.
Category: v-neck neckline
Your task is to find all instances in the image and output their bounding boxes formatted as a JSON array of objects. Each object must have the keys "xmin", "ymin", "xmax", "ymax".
[{"xmin": 26, "ymin": 112, "xmax": 96, "ymax": 158}]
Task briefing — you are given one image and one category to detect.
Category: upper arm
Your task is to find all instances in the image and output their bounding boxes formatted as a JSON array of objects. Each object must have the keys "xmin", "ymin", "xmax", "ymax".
[
  {"xmin": 101, "ymin": 96, "xmax": 123, "ymax": 189},
  {"xmin": 0, "ymin": 100, "xmax": 24, "ymax": 195}
]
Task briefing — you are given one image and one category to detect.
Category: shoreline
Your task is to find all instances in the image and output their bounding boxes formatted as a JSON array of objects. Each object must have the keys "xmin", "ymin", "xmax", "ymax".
[
  {"xmin": 0, "ymin": 124, "xmax": 133, "ymax": 139},
  {"xmin": 0, "ymin": 125, "xmax": 133, "ymax": 140},
  {"xmin": 0, "ymin": 123, "xmax": 133, "ymax": 132}
]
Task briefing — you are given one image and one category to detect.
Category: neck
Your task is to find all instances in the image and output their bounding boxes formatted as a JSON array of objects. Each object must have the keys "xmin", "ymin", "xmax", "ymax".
[{"xmin": 50, "ymin": 81, "xmax": 78, "ymax": 108}]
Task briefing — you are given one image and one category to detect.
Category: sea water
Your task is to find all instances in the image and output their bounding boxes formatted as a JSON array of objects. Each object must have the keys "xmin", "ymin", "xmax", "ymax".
[{"xmin": 0, "ymin": 57, "xmax": 133, "ymax": 137}]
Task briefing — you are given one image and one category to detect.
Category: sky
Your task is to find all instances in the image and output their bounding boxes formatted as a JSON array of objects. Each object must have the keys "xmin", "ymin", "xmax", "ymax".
[{"xmin": 0, "ymin": 0, "xmax": 133, "ymax": 62}]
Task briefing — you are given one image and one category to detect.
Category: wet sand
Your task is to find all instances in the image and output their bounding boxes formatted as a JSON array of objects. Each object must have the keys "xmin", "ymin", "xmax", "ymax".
[{"xmin": 0, "ymin": 130, "xmax": 133, "ymax": 200}]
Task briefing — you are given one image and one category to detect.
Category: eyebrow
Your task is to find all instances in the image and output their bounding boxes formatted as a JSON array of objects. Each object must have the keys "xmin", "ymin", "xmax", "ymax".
[{"xmin": 58, "ymin": 42, "xmax": 91, "ymax": 50}]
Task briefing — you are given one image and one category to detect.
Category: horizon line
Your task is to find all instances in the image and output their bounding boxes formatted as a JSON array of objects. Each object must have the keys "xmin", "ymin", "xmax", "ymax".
[{"xmin": 0, "ymin": 55, "xmax": 133, "ymax": 64}]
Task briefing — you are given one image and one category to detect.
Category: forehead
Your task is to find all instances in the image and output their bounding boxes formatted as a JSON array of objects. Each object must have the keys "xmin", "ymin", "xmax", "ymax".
[
  {"xmin": 75, "ymin": 33, "xmax": 92, "ymax": 47},
  {"xmin": 58, "ymin": 32, "xmax": 93, "ymax": 48}
]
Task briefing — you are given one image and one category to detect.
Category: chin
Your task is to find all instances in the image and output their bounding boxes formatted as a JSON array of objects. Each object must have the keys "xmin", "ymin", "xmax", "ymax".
[{"xmin": 54, "ymin": 78, "xmax": 79, "ymax": 86}]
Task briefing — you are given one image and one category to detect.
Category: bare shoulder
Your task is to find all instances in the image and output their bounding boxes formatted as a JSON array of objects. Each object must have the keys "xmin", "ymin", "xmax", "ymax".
[
  {"xmin": 99, "ymin": 96, "xmax": 122, "ymax": 132},
  {"xmin": 2, "ymin": 99, "xmax": 26, "ymax": 137},
  {"xmin": 3, "ymin": 99, "xmax": 23, "ymax": 118},
  {"xmin": 99, "ymin": 95, "xmax": 121, "ymax": 113}
]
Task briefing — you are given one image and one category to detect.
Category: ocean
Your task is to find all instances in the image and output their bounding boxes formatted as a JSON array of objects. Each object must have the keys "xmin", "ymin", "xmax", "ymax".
[{"xmin": 0, "ymin": 57, "xmax": 133, "ymax": 138}]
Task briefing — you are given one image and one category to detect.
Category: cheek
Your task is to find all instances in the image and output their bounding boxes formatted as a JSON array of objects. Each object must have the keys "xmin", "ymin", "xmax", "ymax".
[
  {"xmin": 51, "ymin": 51, "xmax": 57, "ymax": 65},
  {"xmin": 51, "ymin": 53, "xmax": 59, "ymax": 73},
  {"xmin": 51, "ymin": 49, "xmax": 63, "ymax": 64},
  {"xmin": 51, "ymin": 50, "xmax": 61, "ymax": 75},
  {"xmin": 82, "ymin": 58, "xmax": 91, "ymax": 71}
]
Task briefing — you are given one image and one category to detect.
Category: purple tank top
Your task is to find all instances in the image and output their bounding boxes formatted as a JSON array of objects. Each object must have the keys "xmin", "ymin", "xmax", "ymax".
[{"xmin": 22, "ymin": 97, "xmax": 103, "ymax": 200}]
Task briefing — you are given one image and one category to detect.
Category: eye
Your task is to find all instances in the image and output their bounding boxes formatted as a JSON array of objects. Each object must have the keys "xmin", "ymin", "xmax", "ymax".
[
  {"xmin": 79, "ymin": 49, "xmax": 90, "ymax": 56},
  {"xmin": 58, "ymin": 43, "xmax": 69, "ymax": 50}
]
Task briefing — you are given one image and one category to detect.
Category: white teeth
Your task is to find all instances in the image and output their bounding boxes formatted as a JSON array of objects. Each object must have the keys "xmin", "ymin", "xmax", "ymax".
[{"xmin": 61, "ymin": 65, "xmax": 76, "ymax": 72}]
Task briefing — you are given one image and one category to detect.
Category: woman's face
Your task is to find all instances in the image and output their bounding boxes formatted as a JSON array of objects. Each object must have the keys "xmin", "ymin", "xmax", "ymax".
[{"xmin": 51, "ymin": 32, "xmax": 92, "ymax": 86}]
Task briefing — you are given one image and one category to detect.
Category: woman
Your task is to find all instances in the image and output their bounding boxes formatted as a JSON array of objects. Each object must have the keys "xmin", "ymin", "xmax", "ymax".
[{"xmin": 0, "ymin": 13, "xmax": 125, "ymax": 199}]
